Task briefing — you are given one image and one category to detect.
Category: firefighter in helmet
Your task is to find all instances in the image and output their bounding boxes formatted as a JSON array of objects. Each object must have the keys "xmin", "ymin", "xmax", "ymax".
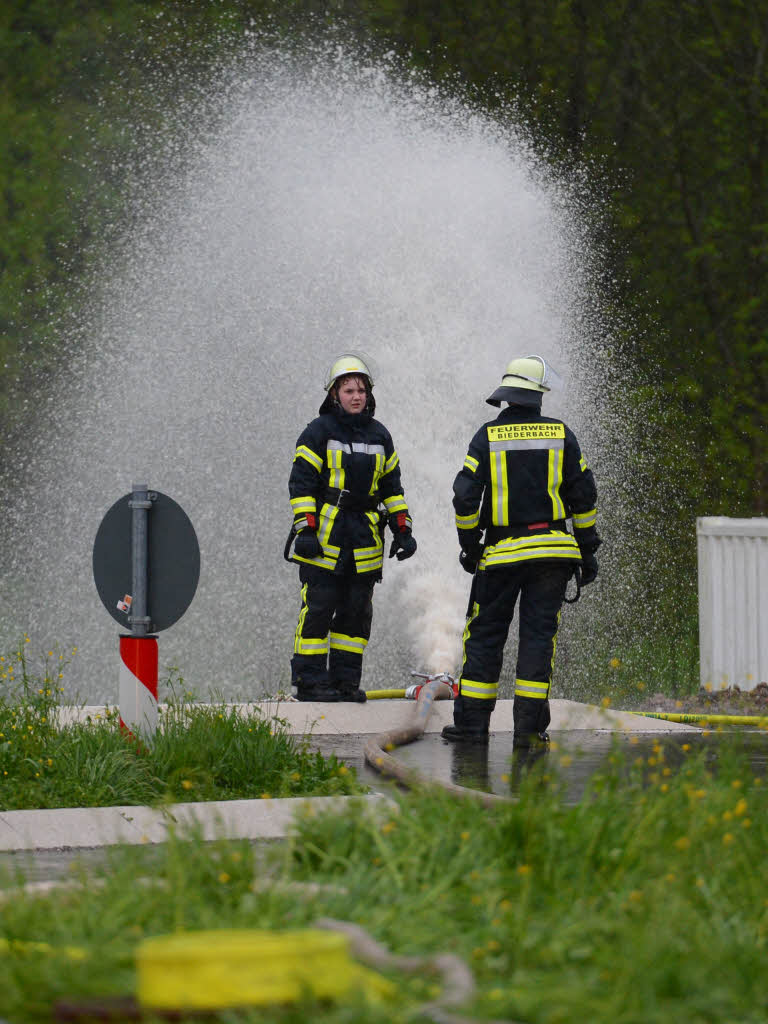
[
  {"xmin": 287, "ymin": 353, "xmax": 417, "ymax": 702},
  {"xmin": 443, "ymin": 355, "xmax": 600, "ymax": 746}
]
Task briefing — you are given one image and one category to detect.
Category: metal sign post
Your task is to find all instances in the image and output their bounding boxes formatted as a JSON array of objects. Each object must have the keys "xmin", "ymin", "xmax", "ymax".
[{"xmin": 93, "ymin": 485, "xmax": 200, "ymax": 742}]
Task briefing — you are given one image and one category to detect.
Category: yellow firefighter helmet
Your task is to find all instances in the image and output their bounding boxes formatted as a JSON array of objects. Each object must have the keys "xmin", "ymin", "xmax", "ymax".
[
  {"xmin": 486, "ymin": 354, "xmax": 562, "ymax": 407},
  {"xmin": 324, "ymin": 353, "xmax": 374, "ymax": 391}
]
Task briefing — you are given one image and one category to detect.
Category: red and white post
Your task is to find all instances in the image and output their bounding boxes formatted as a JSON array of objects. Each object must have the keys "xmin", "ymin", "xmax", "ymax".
[{"xmin": 119, "ymin": 634, "xmax": 158, "ymax": 739}]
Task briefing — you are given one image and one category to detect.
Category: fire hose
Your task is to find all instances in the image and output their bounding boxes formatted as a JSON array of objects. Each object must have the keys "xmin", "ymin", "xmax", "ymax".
[{"xmin": 363, "ymin": 676, "xmax": 510, "ymax": 808}]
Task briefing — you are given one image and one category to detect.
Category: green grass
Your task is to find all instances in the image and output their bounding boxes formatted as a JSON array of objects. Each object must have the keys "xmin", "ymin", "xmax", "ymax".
[
  {"xmin": 0, "ymin": 644, "xmax": 364, "ymax": 810},
  {"xmin": 1, "ymin": 737, "xmax": 766, "ymax": 1022}
]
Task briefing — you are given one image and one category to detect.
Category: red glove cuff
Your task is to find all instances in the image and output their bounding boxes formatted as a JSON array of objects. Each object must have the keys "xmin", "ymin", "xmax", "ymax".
[
  {"xmin": 396, "ymin": 512, "xmax": 408, "ymax": 532},
  {"xmin": 305, "ymin": 513, "xmax": 317, "ymax": 530}
]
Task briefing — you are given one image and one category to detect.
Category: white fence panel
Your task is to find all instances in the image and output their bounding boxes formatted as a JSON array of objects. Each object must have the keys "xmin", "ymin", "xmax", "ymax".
[{"xmin": 697, "ymin": 517, "xmax": 768, "ymax": 691}]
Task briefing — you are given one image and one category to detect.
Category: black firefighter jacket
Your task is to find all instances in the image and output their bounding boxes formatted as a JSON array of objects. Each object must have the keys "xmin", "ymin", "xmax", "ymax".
[
  {"xmin": 453, "ymin": 404, "xmax": 599, "ymax": 570},
  {"xmin": 289, "ymin": 407, "xmax": 411, "ymax": 576}
]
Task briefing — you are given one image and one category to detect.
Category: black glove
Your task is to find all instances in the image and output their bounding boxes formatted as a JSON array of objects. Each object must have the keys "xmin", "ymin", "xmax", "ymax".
[
  {"xmin": 580, "ymin": 549, "xmax": 598, "ymax": 586},
  {"xmin": 294, "ymin": 529, "xmax": 323, "ymax": 559},
  {"xmin": 459, "ymin": 549, "xmax": 479, "ymax": 574},
  {"xmin": 458, "ymin": 527, "xmax": 484, "ymax": 562},
  {"xmin": 389, "ymin": 530, "xmax": 417, "ymax": 561}
]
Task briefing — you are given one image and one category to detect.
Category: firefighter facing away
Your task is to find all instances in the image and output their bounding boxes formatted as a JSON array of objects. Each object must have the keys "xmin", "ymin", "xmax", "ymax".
[
  {"xmin": 288, "ymin": 354, "xmax": 417, "ymax": 702},
  {"xmin": 443, "ymin": 355, "xmax": 601, "ymax": 747}
]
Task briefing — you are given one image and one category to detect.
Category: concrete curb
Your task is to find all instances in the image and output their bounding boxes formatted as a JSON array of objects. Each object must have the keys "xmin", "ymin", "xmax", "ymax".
[{"xmin": 58, "ymin": 696, "xmax": 697, "ymax": 735}]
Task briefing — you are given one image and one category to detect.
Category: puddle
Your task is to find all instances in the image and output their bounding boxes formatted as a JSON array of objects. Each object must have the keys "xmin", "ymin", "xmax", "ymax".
[{"xmin": 309, "ymin": 729, "xmax": 768, "ymax": 803}]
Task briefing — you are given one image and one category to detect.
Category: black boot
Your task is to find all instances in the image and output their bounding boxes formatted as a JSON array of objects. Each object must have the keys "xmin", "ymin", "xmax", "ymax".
[
  {"xmin": 441, "ymin": 695, "xmax": 491, "ymax": 744},
  {"xmin": 513, "ymin": 695, "xmax": 550, "ymax": 747},
  {"xmin": 296, "ymin": 684, "xmax": 344, "ymax": 702},
  {"xmin": 337, "ymin": 685, "xmax": 367, "ymax": 703}
]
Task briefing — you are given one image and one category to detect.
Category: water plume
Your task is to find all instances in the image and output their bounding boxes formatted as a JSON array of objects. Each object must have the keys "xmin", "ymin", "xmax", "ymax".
[{"xmin": 0, "ymin": 40, "xmax": 612, "ymax": 702}]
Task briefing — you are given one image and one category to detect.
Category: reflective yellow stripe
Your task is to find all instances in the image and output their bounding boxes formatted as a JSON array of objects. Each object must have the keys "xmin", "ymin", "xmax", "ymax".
[
  {"xmin": 460, "ymin": 601, "xmax": 479, "ymax": 677},
  {"xmin": 459, "ymin": 678, "xmax": 498, "ymax": 700},
  {"xmin": 550, "ymin": 610, "xmax": 561, "ymax": 682},
  {"xmin": 579, "ymin": 455, "xmax": 588, "ymax": 472},
  {"xmin": 456, "ymin": 511, "xmax": 481, "ymax": 530},
  {"xmin": 295, "ymin": 636, "xmax": 330, "ymax": 656},
  {"xmin": 290, "ymin": 496, "xmax": 316, "ymax": 515},
  {"xmin": 572, "ymin": 508, "xmax": 597, "ymax": 528},
  {"xmin": 479, "ymin": 532, "xmax": 580, "ymax": 569},
  {"xmin": 370, "ymin": 452, "xmax": 385, "ymax": 495},
  {"xmin": 514, "ymin": 678, "xmax": 549, "ymax": 699},
  {"xmin": 489, "ymin": 450, "xmax": 508, "ymax": 525},
  {"xmin": 547, "ymin": 448, "xmax": 566, "ymax": 519},
  {"xmin": 463, "ymin": 454, "xmax": 479, "ymax": 473},
  {"xmin": 383, "ymin": 494, "xmax": 408, "ymax": 514},
  {"xmin": 329, "ymin": 633, "xmax": 368, "ymax": 654},
  {"xmin": 327, "ymin": 447, "xmax": 345, "ymax": 489},
  {"xmin": 295, "ymin": 445, "xmax": 323, "ymax": 471},
  {"xmin": 384, "ymin": 451, "xmax": 400, "ymax": 474},
  {"xmin": 294, "ymin": 586, "xmax": 330, "ymax": 656},
  {"xmin": 356, "ymin": 557, "xmax": 384, "ymax": 573},
  {"xmin": 317, "ymin": 505, "xmax": 339, "ymax": 547}
]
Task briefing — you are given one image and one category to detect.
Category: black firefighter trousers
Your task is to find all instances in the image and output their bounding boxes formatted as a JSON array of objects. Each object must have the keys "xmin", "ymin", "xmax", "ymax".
[
  {"xmin": 456, "ymin": 561, "xmax": 574, "ymax": 739},
  {"xmin": 291, "ymin": 570, "xmax": 375, "ymax": 696}
]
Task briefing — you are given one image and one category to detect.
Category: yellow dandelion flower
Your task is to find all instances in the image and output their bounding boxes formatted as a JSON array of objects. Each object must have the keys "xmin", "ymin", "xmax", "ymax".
[
  {"xmin": 460, "ymin": 831, "xmax": 470, "ymax": 841},
  {"xmin": 260, "ymin": 793, "xmax": 272, "ymax": 800},
  {"xmin": 517, "ymin": 864, "xmax": 532, "ymax": 876},
  {"xmin": 723, "ymin": 833, "xmax": 734, "ymax": 845},
  {"xmin": 742, "ymin": 818, "xmax": 752, "ymax": 828},
  {"xmin": 731, "ymin": 779, "xmax": 743, "ymax": 789},
  {"xmin": 609, "ymin": 658, "xmax": 621, "ymax": 669},
  {"xmin": 674, "ymin": 836, "xmax": 691, "ymax": 851},
  {"xmin": 218, "ymin": 872, "xmax": 231, "ymax": 884},
  {"xmin": 601, "ymin": 696, "xmax": 612, "ymax": 708},
  {"xmin": 734, "ymin": 798, "xmax": 747, "ymax": 817},
  {"xmin": 381, "ymin": 821, "xmax": 396, "ymax": 834},
  {"xmin": 181, "ymin": 780, "xmax": 193, "ymax": 790}
]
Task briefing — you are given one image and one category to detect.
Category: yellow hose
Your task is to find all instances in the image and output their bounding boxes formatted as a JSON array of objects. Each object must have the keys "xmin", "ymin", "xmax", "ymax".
[
  {"xmin": 365, "ymin": 689, "xmax": 406, "ymax": 699},
  {"xmin": 629, "ymin": 710, "xmax": 768, "ymax": 727}
]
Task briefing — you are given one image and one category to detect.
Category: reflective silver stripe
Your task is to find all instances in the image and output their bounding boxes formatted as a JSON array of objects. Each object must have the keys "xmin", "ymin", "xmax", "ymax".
[
  {"xmin": 459, "ymin": 678, "xmax": 498, "ymax": 700},
  {"xmin": 491, "ymin": 450, "xmax": 507, "ymax": 526},
  {"xmin": 456, "ymin": 511, "xmax": 481, "ymax": 529},
  {"xmin": 295, "ymin": 445, "xmax": 323, "ymax": 470},
  {"xmin": 384, "ymin": 451, "xmax": 400, "ymax": 473},
  {"xmin": 290, "ymin": 496, "xmax": 316, "ymax": 513},
  {"xmin": 383, "ymin": 494, "xmax": 408, "ymax": 513},
  {"xmin": 330, "ymin": 633, "xmax": 368, "ymax": 654},
  {"xmin": 295, "ymin": 637, "xmax": 330, "ymax": 656},
  {"xmin": 489, "ymin": 438, "xmax": 564, "ymax": 451},
  {"xmin": 327, "ymin": 440, "xmax": 386, "ymax": 457},
  {"xmin": 514, "ymin": 678, "xmax": 549, "ymax": 699},
  {"xmin": 480, "ymin": 533, "xmax": 580, "ymax": 569},
  {"xmin": 573, "ymin": 508, "xmax": 597, "ymax": 528}
]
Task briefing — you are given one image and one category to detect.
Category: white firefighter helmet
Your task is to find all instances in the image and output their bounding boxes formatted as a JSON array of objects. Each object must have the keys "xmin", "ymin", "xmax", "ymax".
[
  {"xmin": 324, "ymin": 353, "xmax": 375, "ymax": 391},
  {"xmin": 486, "ymin": 354, "xmax": 562, "ymax": 407}
]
